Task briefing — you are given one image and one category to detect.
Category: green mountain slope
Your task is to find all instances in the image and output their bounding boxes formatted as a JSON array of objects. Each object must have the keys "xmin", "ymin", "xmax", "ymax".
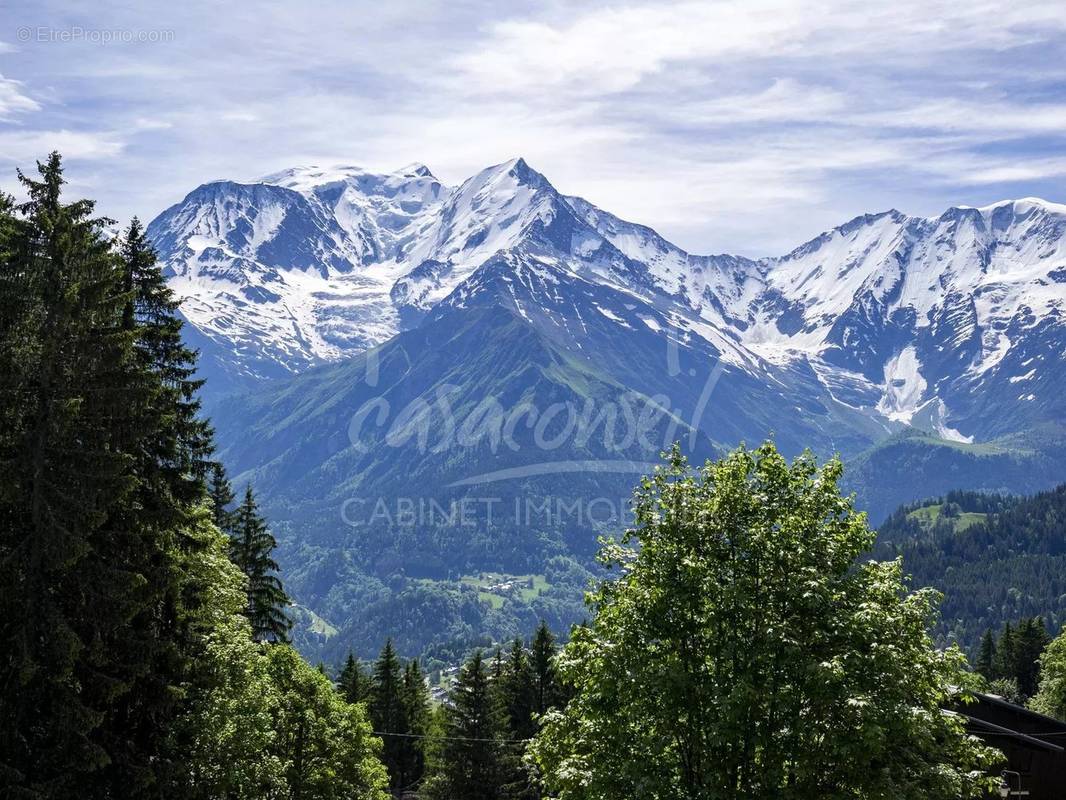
[
  {"xmin": 211, "ymin": 299, "xmax": 718, "ymax": 656},
  {"xmin": 874, "ymin": 483, "xmax": 1066, "ymax": 654},
  {"xmin": 845, "ymin": 424, "xmax": 1066, "ymax": 525},
  {"xmin": 207, "ymin": 250, "xmax": 1066, "ymax": 658}
]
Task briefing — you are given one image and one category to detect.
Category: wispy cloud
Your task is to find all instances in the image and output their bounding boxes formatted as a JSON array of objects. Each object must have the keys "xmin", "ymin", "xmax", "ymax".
[
  {"xmin": 0, "ymin": 74, "xmax": 41, "ymax": 118},
  {"xmin": 0, "ymin": 129, "xmax": 124, "ymax": 170},
  {"xmin": 5, "ymin": 0, "xmax": 1066, "ymax": 254}
]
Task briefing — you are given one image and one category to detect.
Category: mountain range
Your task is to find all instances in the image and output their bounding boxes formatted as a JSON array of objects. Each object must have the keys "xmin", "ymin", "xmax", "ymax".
[{"xmin": 146, "ymin": 158, "xmax": 1066, "ymax": 655}]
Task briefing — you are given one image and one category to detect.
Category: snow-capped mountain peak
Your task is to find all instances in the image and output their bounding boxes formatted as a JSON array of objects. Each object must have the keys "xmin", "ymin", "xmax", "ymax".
[{"xmin": 148, "ymin": 164, "xmax": 1066, "ymax": 447}]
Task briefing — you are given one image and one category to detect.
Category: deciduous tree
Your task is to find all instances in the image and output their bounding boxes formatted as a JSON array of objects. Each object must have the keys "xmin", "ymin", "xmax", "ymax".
[{"xmin": 531, "ymin": 443, "xmax": 1000, "ymax": 800}]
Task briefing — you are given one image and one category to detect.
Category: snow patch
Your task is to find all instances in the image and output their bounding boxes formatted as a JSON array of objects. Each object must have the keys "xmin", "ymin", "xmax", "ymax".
[
  {"xmin": 594, "ymin": 305, "xmax": 632, "ymax": 328},
  {"xmin": 877, "ymin": 346, "xmax": 927, "ymax": 423},
  {"xmin": 1009, "ymin": 369, "xmax": 1036, "ymax": 383}
]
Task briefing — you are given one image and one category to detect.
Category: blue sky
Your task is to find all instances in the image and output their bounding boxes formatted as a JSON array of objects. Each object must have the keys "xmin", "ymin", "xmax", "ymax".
[{"xmin": 3, "ymin": 0, "xmax": 1066, "ymax": 255}]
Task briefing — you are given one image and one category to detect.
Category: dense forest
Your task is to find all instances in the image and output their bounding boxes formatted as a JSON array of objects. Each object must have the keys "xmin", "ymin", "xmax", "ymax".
[
  {"xmin": 0, "ymin": 154, "xmax": 386, "ymax": 799},
  {"xmin": 7, "ymin": 152, "xmax": 1066, "ymax": 798},
  {"xmin": 875, "ymin": 485, "xmax": 1066, "ymax": 652}
]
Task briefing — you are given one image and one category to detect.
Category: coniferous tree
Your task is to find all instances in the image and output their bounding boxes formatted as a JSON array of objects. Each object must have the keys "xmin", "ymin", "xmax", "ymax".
[
  {"xmin": 993, "ymin": 621, "xmax": 1017, "ymax": 680},
  {"xmin": 0, "ymin": 154, "xmax": 151, "ymax": 797},
  {"xmin": 0, "ymin": 153, "xmax": 197, "ymax": 797},
  {"xmin": 491, "ymin": 645, "xmax": 505, "ymax": 683},
  {"xmin": 1015, "ymin": 617, "xmax": 1049, "ymax": 699},
  {"xmin": 499, "ymin": 638, "xmax": 537, "ymax": 740},
  {"xmin": 399, "ymin": 659, "xmax": 431, "ymax": 791},
  {"xmin": 120, "ymin": 216, "xmax": 212, "ymax": 503},
  {"xmin": 370, "ymin": 639, "xmax": 407, "ymax": 792},
  {"xmin": 0, "ymin": 154, "xmax": 389, "ymax": 800},
  {"xmin": 339, "ymin": 651, "xmax": 372, "ymax": 706},
  {"xmin": 208, "ymin": 462, "xmax": 236, "ymax": 534},
  {"xmin": 975, "ymin": 629, "xmax": 996, "ymax": 679},
  {"xmin": 530, "ymin": 621, "xmax": 560, "ymax": 717},
  {"xmin": 438, "ymin": 651, "xmax": 505, "ymax": 800},
  {"xmin": 496, "ymin": 638, "xmax": 539, "ymax": 800},
  {"xmin": 979, "ymin": 618, "xmax": 1049, "ymax": 699},
  {"xmin": 100, "ymin": 216, "xmax": 222, "ymax": 795},
  {"xmin": 230, "ymin": 486, "xmax": 291, "ymax": 642}
]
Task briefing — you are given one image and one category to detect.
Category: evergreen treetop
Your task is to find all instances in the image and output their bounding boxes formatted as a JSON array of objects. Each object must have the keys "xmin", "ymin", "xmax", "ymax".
[{"xmin": 230, "ymin": 485, "xmax": 291, "ymax": 643}]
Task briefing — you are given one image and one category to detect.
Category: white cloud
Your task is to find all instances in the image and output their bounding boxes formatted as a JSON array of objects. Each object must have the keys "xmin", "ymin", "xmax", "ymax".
[
  {"xmin": 665, "ymin": 79, "xmax": 849, "ymax": 125},
  {"xmin": 0, "ymin": 74, "xmax": 40, "ymax": 118},
  {"xmin": 0, "ymin": 130, "xmax": 124, "ymax": 163},
  {"xmin": 450, "ymin": 2, "xmax": 810, "ymax": 96},
  {"xmin": 449, "ymin": 0, "xmax": 1066, "ymax": 98}
]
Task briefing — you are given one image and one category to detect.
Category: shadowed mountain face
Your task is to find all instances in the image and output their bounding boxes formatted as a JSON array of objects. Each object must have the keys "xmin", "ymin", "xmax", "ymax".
[{"xmin": 151, "ymin": 158, "xmax": 1066, "ymax": 656}]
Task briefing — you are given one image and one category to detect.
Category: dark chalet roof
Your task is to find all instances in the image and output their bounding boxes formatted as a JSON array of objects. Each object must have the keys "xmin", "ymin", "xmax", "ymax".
[{"xmin": 951, "ymin": 691, "xmax": 1066, "ymax": 799}]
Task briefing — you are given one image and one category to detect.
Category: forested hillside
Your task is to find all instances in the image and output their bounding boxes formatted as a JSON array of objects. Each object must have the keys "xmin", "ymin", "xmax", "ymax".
[
  {"xmin": 0, "ymin": 154, "xmax": 387, "ymax": 800},
  {"xmin": 875, "ymin": 484, "xmax": 1066, "ymax": 653}
]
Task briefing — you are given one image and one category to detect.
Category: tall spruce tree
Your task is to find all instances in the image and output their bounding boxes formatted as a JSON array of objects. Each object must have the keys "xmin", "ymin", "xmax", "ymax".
[
  {"xmin": 120, "ymin": 216, "xmax": 212, "ymax": 503},
  {"xmin": 438, "ymin": 651, "xmax": 506, "ymax": 800},
  {"xmin": 496, "ymin": 638, "xmax": 538, "ymax": 800},
  {"xmin": 1015, "ymin": 617, "xmax": 1050, "ymax": 699},
  {"xmin": 91, "ymin": 216, "xmax": 209, "ymax": 796},
  {"xmin": 370, "ymin": 639, "xmax": 407, "ymax": 792},
  {"xmin": 499, "ymin": 638, "xmax": 537, "ymax": 740},
  {"xmin": 975, "ymin": 629, "xmax": 996, "ymax": 679},
  {"xmin": 0, "ymin": 153, "xmax": 386, "ymax": 800},
  {"xmin": 993, "ymin": 621, "xmax": 1017, "ymax": 680},
  {"xmin": 208, "ymin": 462, "xmax": 236, "ymax": 534},
  {"xmin": 530, "ymin": 621, "xmax": 560, "ymax": 717},
  {"xmin": 0, "ymin": 153, "xmax": 195, "ymax": 798},
  {"xmin": 339, "ymin": 651, "xmax": 372, "ymax": 706},
  {"xmin": 0, "ymin": 151, "xmax": 120, "ymax": 795},
  {"xmin": 230, "ymin": 486, "xmax": 291, "ymax": 642},
  {"xmin": 491, "ymin": 646, "xmax": 505, "ymax": 683},
  {"xmin": 399, "ymin": 659, "xmax": 431, "ymax": 791}
]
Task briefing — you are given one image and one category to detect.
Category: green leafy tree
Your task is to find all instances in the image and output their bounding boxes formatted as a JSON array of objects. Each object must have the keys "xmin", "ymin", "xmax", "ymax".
[
  {"xmin": 530, "ymin": 442, "xmax": 1001, "ymax": 800},
  {"xmin": 266, "ymin": 645, "xmax": 389, "ymax": 800},
  {"xmin": 165, "ymin": 513, "xmax": 389, "ymax": 800},
  {"xmin": 418, "ymin": 704, "xmax": 451, "ymax": 800},
  {"xmin": 231, "ymin": 485, "xmax": 292, "ymax": 642},
  {"xmin": 1031, "ymin": 626, "xmax": 1066, "ymax": 720},
  {"xmin": 987, "ymin": 677, "xmax": 1023, "ymax": 705},
  {"xmin": 163, "ymin": 509, "xmax": 286, "ymax": 799}
]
